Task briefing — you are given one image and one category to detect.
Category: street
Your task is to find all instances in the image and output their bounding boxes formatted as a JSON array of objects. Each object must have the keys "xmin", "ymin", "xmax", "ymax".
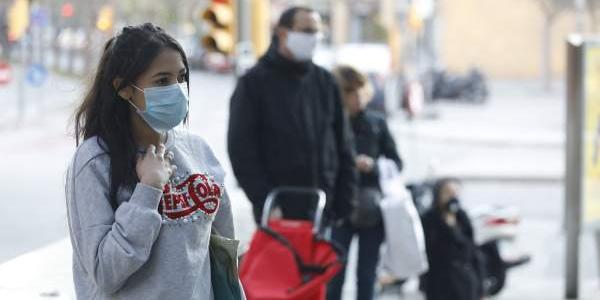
[{"xmin": 0, "ymin": 71, "xmax": 599, "ymax": 299}]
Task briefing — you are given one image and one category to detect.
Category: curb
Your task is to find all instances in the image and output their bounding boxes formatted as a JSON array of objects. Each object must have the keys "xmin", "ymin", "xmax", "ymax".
[
  {"xmin": 397, "ymin": 130, "xmax": 564, "ymax": 149},
  {"xmin": 449, "ymin": 174, "xmax": 563, "ymax": 184}
]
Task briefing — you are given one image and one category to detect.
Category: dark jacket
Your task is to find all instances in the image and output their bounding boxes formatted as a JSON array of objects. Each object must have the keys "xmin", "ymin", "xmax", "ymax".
[
  {"xmin": 227, "ymin": 43, "xmax": 358, "ymax": 222},
  {"xmin": 422, "ymin": 208, "xmax": 484, "ymax": 300},
  {"xmin": 350, "ymin": 110, "xmax": 402, "ymax": 189}
]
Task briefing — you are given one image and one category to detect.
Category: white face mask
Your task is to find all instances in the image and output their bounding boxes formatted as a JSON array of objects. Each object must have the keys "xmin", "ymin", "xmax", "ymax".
[{"xmin": 285, "ymin": 31, "xmax": 320, "ymax": 62}]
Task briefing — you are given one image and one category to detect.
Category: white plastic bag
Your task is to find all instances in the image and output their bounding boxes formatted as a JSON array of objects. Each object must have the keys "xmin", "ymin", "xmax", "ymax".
[{"xmin": 378, "ymin": 158, "xmax": 429, "ymax": 278}]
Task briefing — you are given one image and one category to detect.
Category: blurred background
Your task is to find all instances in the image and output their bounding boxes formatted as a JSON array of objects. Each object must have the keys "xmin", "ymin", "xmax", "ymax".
[{"xmin": 0, "ymin": 0, "xmax": 599, "ymax": 299}]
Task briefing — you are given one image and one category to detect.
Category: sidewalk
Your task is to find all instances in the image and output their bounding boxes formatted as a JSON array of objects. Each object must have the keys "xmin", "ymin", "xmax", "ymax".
[
  {"xmin": 0, "ymin": 75, "xmax": 589, "ymax": 299},
  {"xmin": 390, "ymin": 80, "xmax": 565, "ymax": 183},
  {"xmin": 2, "ymin": 227, "xmax": 598, "ymax": 300},
  {"xmin": 0, "ymin": 239, "xmax": 74, "ymax": 300},
  {"xmin": 0, "ymin": 187, "xmax": 256, "ymax": 300},
  {"xmin": 0, "ymin": 66, "xmax": 83, "ymax": 131}
]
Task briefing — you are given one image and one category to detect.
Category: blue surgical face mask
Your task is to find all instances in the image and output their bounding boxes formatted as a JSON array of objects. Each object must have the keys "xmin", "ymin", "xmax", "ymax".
[{"xmin": 129, "ymin": 82, "xmax": 189, "ymax": 134}]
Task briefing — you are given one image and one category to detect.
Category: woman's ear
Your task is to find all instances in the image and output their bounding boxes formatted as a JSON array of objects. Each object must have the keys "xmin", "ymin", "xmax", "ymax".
[
  {"xmin": 277, "ymin": 27, "xmax": 287, "ymax": 44},
  {"xmin": 113, "ymin": 77, "xmax": 132, "ymax": 101}
]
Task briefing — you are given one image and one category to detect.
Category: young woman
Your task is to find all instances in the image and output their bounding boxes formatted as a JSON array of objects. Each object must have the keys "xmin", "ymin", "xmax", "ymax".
[
  {"xmin": 422, "ymin": 178, "xmax": 485, "ymax": 300},
  {"xmin": 66, "ymin": 23, "xmax": 236, "ymax": 299},
  {"xmin": 328, "ymin": 65, "xmax": 403, "ymax": 300}
]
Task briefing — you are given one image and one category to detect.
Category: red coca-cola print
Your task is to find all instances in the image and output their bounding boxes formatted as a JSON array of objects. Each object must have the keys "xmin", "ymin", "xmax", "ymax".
[{"xmin": 159, "ymin": 173, "xmax": 221, "ymax": 220}]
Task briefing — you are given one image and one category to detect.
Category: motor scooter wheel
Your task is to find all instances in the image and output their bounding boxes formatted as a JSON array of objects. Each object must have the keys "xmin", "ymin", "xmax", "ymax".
[{"xmin": 480, "ymin": 241, "xmax": 507, "ymax": 296}]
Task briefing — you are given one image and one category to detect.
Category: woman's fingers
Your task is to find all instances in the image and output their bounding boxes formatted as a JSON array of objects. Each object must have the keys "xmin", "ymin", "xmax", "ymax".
[
  {"xmin": 147, "ymin": 144, "xmax": 156, "ymax": 156},
  {"xmin": 167, "ymin": 164, "xmax": 177, "ymax": 177},
  {"xmin": 156, "ymin": 143, "xmax": 166, "ymax": 159},
  {"xmin": 165, "ymin": 151, "xmax": 175, "ymax": 161}
]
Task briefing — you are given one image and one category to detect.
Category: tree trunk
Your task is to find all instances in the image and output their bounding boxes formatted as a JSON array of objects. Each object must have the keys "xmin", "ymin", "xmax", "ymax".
[
  {"xmin": 591, "ymin": 7, "xmax": 600, "ymax": 32},
  {"xmin": 542, "ymin": 14, "xmax": 553, "ymax": 92}
]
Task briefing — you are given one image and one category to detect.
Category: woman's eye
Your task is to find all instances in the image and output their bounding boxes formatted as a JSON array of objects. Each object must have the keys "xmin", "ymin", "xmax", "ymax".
[
  {"xmin": 156, "ymin": 78, "xmax": 169, "ymax": 85},
  {"xmin": 178, "ymin": 74, "xmax": 186, "ymax": 83}
]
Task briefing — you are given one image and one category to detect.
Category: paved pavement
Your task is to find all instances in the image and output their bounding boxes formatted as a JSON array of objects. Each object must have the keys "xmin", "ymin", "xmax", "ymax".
[
  {"xmin": 0, "ymin": 72, "xmax": 599, "ymax": 299},
  {"xmin": 391, "ymin": 80, "xmax": 565, "ymax": 183}
]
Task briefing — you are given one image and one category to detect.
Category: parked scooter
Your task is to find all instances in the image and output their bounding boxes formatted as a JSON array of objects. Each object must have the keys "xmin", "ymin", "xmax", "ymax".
[
  {"xmin": 470, "ymin": 204, "xmax": 531, "ymax": 296},
  {"xmin": 379, "ymin": 180, "xmax": 530, "ymax": 296},
  {"xmin": 429, "ymin": 68, "xmax": 489, "ymax": 103}
]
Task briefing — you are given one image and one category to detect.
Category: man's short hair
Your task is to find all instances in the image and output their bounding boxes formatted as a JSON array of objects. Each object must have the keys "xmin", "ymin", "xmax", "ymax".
[{"xmin": 277, "ymin": 6, "xmax": 315, "ymax": 29}]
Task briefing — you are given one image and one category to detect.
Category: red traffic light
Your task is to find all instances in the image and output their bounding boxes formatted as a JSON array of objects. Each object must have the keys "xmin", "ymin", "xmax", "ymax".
[
  {"xmin": 62, "ymin": 3, "xmax": 74, "ymax": 18},
  {"xmin": 0, "ymin": 61, "xmax": 13, "ymax": 86}
]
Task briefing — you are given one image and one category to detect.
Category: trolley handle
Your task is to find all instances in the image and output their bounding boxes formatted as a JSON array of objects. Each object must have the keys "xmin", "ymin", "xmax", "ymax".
[{"xmin": 260, "ymin": 187, "xmax": 327, "ymax": 234}]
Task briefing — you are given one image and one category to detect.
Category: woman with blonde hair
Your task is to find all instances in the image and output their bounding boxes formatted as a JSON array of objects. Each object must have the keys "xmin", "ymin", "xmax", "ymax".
[{"xmin": 328, "ymin": 65, "xmax": 403, "ymax": 300}]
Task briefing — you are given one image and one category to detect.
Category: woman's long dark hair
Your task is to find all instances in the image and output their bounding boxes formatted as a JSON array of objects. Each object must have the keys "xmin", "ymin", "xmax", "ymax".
[
  {"xmin": 74, "ymin": 23, "xmax": 190, "ymax": 208},
  {"xmin": 432, "ymin": 177, "xmax": 460, "ymax": 210}
]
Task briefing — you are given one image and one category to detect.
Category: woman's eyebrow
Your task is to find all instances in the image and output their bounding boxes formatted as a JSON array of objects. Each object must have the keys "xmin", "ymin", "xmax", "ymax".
[
  {"xmin": 152, "ymin": 71, "xmax": 173, "ymax": 78},
  {"xmin": 152, "ymin": 68, "xmax": 186, "ymax": 78}
]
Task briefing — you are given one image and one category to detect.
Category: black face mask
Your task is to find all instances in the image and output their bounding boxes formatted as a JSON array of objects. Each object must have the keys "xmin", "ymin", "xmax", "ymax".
[{"xmin": 444, "ymin": 197, "xmax": 461, "ymax": 213}]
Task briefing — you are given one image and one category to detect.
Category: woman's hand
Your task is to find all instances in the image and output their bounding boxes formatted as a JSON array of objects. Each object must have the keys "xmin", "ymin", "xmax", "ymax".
[
  {"xmin": 445, "ymin": 213, "xmax": 457, "ymax": 227},
  {"xmin": 356, "ymin": 154, "xmax": 374, "ymax": 173},
  {"xmin": 136, "ymin": 144, "xmax": 177, "ymax": 189}
]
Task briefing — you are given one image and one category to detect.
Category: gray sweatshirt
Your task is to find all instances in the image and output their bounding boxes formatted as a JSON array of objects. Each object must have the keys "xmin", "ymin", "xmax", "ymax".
[{"xmin": 65, "ymin": 129, "xmax": 235, "ymax": 299}]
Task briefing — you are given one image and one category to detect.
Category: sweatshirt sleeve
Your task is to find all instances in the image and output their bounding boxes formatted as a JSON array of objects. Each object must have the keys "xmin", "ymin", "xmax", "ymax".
[
  {"xmin": 67, "ymin": 158, "xmax": 163, "ymax": 294},
  {"xmin": 378, "ymin": 117, "xmax": 403, "ymax": 171}
]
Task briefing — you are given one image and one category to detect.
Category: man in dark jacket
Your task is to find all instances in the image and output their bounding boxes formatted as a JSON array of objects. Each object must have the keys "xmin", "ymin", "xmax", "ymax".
[{"xmin": 228, "ymin": 6, "xmax": 357, "ymax": 224}]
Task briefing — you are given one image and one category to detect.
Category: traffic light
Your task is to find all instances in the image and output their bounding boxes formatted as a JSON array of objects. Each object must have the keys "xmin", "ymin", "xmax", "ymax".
[
  {"xmin": 201, "ymin": 0, "xmax": 236, "ymax": 54},
  {"xmin": 96, "ymin": 5, "xmax": 114, "ymax": 32},
  {"xmin": 407, "ymin": 3, "xmax": 423, "ymax": 32},
  {"xmin": 7, "ymin": 0, "xmax": 29, "ymax": 42},
  {"xmin": 61, "ymin": 2, "xmax": 74, "ymax": 18}
]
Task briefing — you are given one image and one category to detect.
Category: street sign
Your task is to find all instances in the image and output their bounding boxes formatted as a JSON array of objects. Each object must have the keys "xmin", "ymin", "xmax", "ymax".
[
  {"xmin": 583, "ymin": 43, "xmax": 600, "ymax": 225},
  {"xmin": 25, "ymin": 64, "xmax": 48, "ymax": 86},
  {"xmin": 0, "ymin": 62, "xmax": 13, "ymax": 86},
  {"xmin": 25, "ymin": 64, "xmax": 48, "ymax": 87},
  {"xmin": 61, "ymin": 3, "xmax": 74, "ymax": 18},
  {"xmin": 30, "ymin": 7, "xmax": 49, "ymax": 27}
]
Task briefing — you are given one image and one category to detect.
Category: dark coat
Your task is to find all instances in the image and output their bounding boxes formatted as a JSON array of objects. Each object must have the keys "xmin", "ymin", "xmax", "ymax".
[
  {"xmin": 227, "ymin": 43, "xmax": 358, "ymax": 222},
  {"xmin": 350, "ymin": 110, "xmax": 402, "ymax": 189},
  {"xmin": 422, "ymin": 208, "xmax": 484, "ymax": 300}
]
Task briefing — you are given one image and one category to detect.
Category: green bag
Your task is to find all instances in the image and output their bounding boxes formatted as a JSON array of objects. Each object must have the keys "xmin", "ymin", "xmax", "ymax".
[{"xmin": 210, "ymin": 232, "xmax": 244, "ymax": 300}]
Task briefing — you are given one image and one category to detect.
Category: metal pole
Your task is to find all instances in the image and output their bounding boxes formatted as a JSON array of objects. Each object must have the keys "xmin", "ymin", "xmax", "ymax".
[
  {"xmin": 330, "ymin": 0, "xmax": 349, "ymax": 47},
  {"xmin": 565, "ymin": 35, "xmax": 584, "ymax": 299},
  {"xmin": 17, "ymin": 35, "xmax": 26, "ymax": 126},
  {"xmin": 237, "ymin": 0, "xmax": 251, "ymax": 43},
  {"xmin": 250, "ymin": 0, "xmax": 270, "ymax": 57},
  {"xmin": 575, "ymin": 0, "xmax": 587, "ymax": 33},
  {"xmin": 596, "ymin": 230, "xmax": 600, "ymax": 289}
]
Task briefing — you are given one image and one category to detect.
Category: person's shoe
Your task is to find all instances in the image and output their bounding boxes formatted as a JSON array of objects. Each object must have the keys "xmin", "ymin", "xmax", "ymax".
[{"xmin": 504, "ymin": 255, "xmax": 531, "ymax": 269}]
